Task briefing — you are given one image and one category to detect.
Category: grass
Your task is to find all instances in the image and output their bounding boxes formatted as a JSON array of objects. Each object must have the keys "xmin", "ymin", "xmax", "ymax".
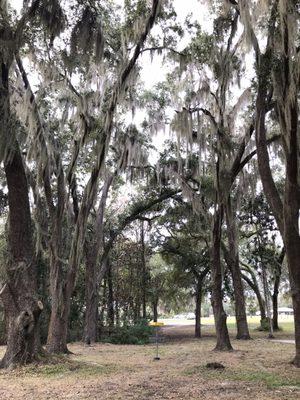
[
  {"xmin": 0, "ymin": 319, "xmax": 298, "ymax": 399},
  {"xmin": 199, "ymin": 316, "xmax": 295, "ymax": 333},
  {"xmin": 184, "ymin": 365, "xmax": 300, "ymax": 389},
  {"xmin": 11, "ymin": 358, "xmax": 117, "ymax": 379}
]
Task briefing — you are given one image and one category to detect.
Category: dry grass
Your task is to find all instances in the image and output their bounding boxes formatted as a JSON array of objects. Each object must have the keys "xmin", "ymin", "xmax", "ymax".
[{"xmin": 0, "ymin": 324, "xmax": 299, "ymax": 400}]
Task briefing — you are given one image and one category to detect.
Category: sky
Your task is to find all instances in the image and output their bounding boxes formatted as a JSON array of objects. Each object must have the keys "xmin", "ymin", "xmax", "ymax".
[
  {"xmin": 9, "ymin": 0, "xmax": 209, "ymax": 88},
  {"xmin": 141, "ymin": 0, "xmax": 211, "ymax": 88}
]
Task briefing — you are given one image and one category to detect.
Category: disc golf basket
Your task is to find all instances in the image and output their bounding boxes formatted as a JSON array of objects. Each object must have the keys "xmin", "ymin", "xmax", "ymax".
[{"xmin": 149, "ymin": 321, "xmax": 164, "ymax": 360}]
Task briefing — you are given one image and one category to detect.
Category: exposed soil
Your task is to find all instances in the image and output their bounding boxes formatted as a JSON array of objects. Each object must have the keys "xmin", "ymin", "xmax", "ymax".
[{"xmin": 0, "ymin": 324, "xmax": 299, "ymax": 400}]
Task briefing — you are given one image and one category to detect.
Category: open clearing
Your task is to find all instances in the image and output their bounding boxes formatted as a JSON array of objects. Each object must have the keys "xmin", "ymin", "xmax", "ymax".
[{"xmin": 0, "ymin": 320, "xmax": 299, "ymax": 400}]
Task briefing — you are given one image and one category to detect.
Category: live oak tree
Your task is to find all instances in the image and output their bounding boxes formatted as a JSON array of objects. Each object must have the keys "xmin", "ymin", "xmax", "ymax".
[
  {"xmin": 239, "ymin": 192, "xmax": 285, "ymax": 333},
  {"xmin": 228, "ymin": 0, "xmax": 300, "ymax": 366},
  {"xmin": 0, "ymin": 0, "xmax": 65, "ymax": 368},
  {"xmin": 155, "ymin": 11, "xmax": 255, "ymax": 348},
  {"xmin": 0, "ymin": 0, "xmax": 162, "ymax": 360},
  {"xmin": 34, "ymin": 0, "xmax": 159, "ymax": 354},
  {"xmin": 155, "ymin": 201, "xmax": 210, "ymax": 338}
]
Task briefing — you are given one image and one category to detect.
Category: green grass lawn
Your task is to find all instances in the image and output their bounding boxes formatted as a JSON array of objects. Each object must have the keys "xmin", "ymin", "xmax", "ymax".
[
  {"xmin": 162, "ymin": 315, "xmax": 295, "ymax": 336},
  {"xmin": 199, "ymin": 315, "xmax": 295, "ymax": 333}
]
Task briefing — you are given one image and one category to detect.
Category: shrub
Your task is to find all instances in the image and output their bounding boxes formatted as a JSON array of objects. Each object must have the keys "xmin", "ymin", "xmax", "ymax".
[{"xmin": 104, "ymin": 320, "xmax": 154, "ymax": 345}]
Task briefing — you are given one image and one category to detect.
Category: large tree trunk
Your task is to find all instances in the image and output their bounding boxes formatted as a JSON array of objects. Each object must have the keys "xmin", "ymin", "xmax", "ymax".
[
  {"xmin": 225, "ymin": 197, "xmax": 250, "ymax": 340},
  {"xmin": 1, "ymin": 146, "xmax": 43, "ymax": 367},
  {"xmin": 210, "ymin": 206, "xmax": 233, "ymax": 351},
  {"xmin": 284, "ymin": 166, "xmax": 300, "ymax": 365},
  {"xmin": 46, "ymin": 296, "xmax": 69, "ymax": 354},
  {"xmin": 82, "ymin": 176, "xmax": 113, "ymax": 344},
  {"xmin": 46, "ymin": 257, "xmax": 70, "ymax": 353},
  {"xmin": 285, "ymin": 235, "xmax": 300, "ymax": 366},
  {"xmin": 0, "ymin": 52, "xmax": 42, "ymax": 367},
  {"xmin": 195, "ymin": 280, "xmax": 202, "ymax": 338},
  {"xmin": 281, "ymin": 88, "xmax": 300, "ymax": 366},
  {"xmin": 254, "ymin": 46, "xmax": 300, "ymax": 364},
  {"xmin": 46, "ymin": 209, "xmax": 70, "ymax": 353},
  {"xmin": 82, "ymin": 247, "xmax": 99, "ymax": 344}
]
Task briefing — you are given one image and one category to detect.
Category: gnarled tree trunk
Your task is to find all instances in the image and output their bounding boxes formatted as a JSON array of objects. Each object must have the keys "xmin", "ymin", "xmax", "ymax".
[
  {"xmin": 1, "ymin": 146, "xmax": 43, "ymax": 367},
  {"xmin": 0, "ymin": 49, "xmax": 43, "ymax": 367}
]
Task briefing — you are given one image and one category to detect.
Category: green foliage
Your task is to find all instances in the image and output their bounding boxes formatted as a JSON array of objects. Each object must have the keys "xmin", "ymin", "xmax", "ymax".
[
  {"xmin": 240, "ymin": 192, "xmax": 283, "ymax": 283},
  {"xmin": 188, "ymin": 30, "xmax": 214, "ymax": 65},
  {"xmin": 255, "ymin": 318, "xmax": 271, "ymax": 332},
  {"xmin": 104, "ymin": 320, "xmax": 154, "ymax": 345}
]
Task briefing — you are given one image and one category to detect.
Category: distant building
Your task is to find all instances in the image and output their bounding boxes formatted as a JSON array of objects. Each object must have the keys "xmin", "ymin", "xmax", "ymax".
[
  {"xmin": 254, "ymin": 307, "xmax": 294, "ymax": 317},
  {"xmin": 278, "ymin": 307, "xmax": 294, "ymax": 316}
]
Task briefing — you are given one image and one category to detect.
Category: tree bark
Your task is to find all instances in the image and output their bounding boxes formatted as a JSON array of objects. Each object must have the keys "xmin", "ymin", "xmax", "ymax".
[
  {"xmin": 140, "ymin": 221, "xmax": 147, "ymax": 319},
  {"xmin": 225, "ymin": 197, "xmax": 250, "ymax": 339},
  {"xmin": 272, "ymin": 249, "xmax": 284, "ymax": 331},
  {"xmin": 1, "ymin": 146, "xmax": 43, "ymax": 367},
  {"xmin": 46, "ymin": 295, "xmax": 69, "ymax": 354},
  {"xmin": 284, "ymin": 182, "xmax": 300, "ymax": 366},
  {"xmin": 241, "ymin": 272, "xmax": 267, "ymax": 328},
  {"xmin": 261, "ymin": 258, "xmax": 274, "ymax": 338},
  {"xmin": 195, "ymin": 281, "xmax": 202, "ymax": 338},
  {"xmin": 82, "ymin": 247, "xmax": 99, "ymax": 344},
  {"xmin": 46, "ymin": 219, "xmax": 70, "ymax": 353},
  {"xmin": 254, "ymin": 49, "xmax": 300, "ymax": 364},
  {"xmin": 107, "ymin": 259, "xmax": 114, "ymax": 330},
  {"xmin": 272, "ymin": 274, "xmax": 280, "ymax": 331},
  {"xmin": 153, "ymin": 299, "xmax": 158, "ymax": 322},
  {"xmin": 210, "ymin": 206, "xmax": 233, "ymax": 351},
  {"xmin": 82, "ymin": 175, "xmax": 113, "ymax": 344},
  {"xmin": 0, "ymin": 50, "xmax": 43, "ymax": 367}
]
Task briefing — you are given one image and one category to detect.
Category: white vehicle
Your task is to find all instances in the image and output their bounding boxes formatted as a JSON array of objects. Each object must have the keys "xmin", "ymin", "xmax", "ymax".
[{"xmin": 186, "ymin": 312, "xmax": 196, "ymax": 320}]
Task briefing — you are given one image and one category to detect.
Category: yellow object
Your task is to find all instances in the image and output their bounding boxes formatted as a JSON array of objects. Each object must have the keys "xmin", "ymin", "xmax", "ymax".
[{"xmin": 149, "ymin": 321, "xmax": 164, "ymax": 327}]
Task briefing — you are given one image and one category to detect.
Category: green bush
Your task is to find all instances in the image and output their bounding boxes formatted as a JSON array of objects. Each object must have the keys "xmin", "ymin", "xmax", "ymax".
[
  {"xmin": 104, "ymin": 320, "xmax": 154, "ymax": 345},
  {"xmin": 255, "ymin": 318, "xmax": 272, "ymax": 332}
]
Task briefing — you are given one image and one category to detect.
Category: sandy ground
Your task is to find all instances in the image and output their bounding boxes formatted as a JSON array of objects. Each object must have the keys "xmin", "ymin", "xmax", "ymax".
[{"xmin": 0, "ymin": 324, "xmax": 299, "ymax": 400}]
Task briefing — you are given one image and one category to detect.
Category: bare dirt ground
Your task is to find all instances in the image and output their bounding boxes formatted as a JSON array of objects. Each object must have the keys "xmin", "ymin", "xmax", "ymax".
[{"xmin": 0, "ymin": 324, "xmax": 299, "ymax": 400}]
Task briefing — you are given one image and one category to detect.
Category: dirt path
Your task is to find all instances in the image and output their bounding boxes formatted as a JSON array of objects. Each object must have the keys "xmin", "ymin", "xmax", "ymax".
[
  {"xmin": 0, "ymin": 324, "xmax": 299, "ymax": 399},
  {"xmin": 273, "ymin": 339, "xmax": 295, "ymax": 344}
]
